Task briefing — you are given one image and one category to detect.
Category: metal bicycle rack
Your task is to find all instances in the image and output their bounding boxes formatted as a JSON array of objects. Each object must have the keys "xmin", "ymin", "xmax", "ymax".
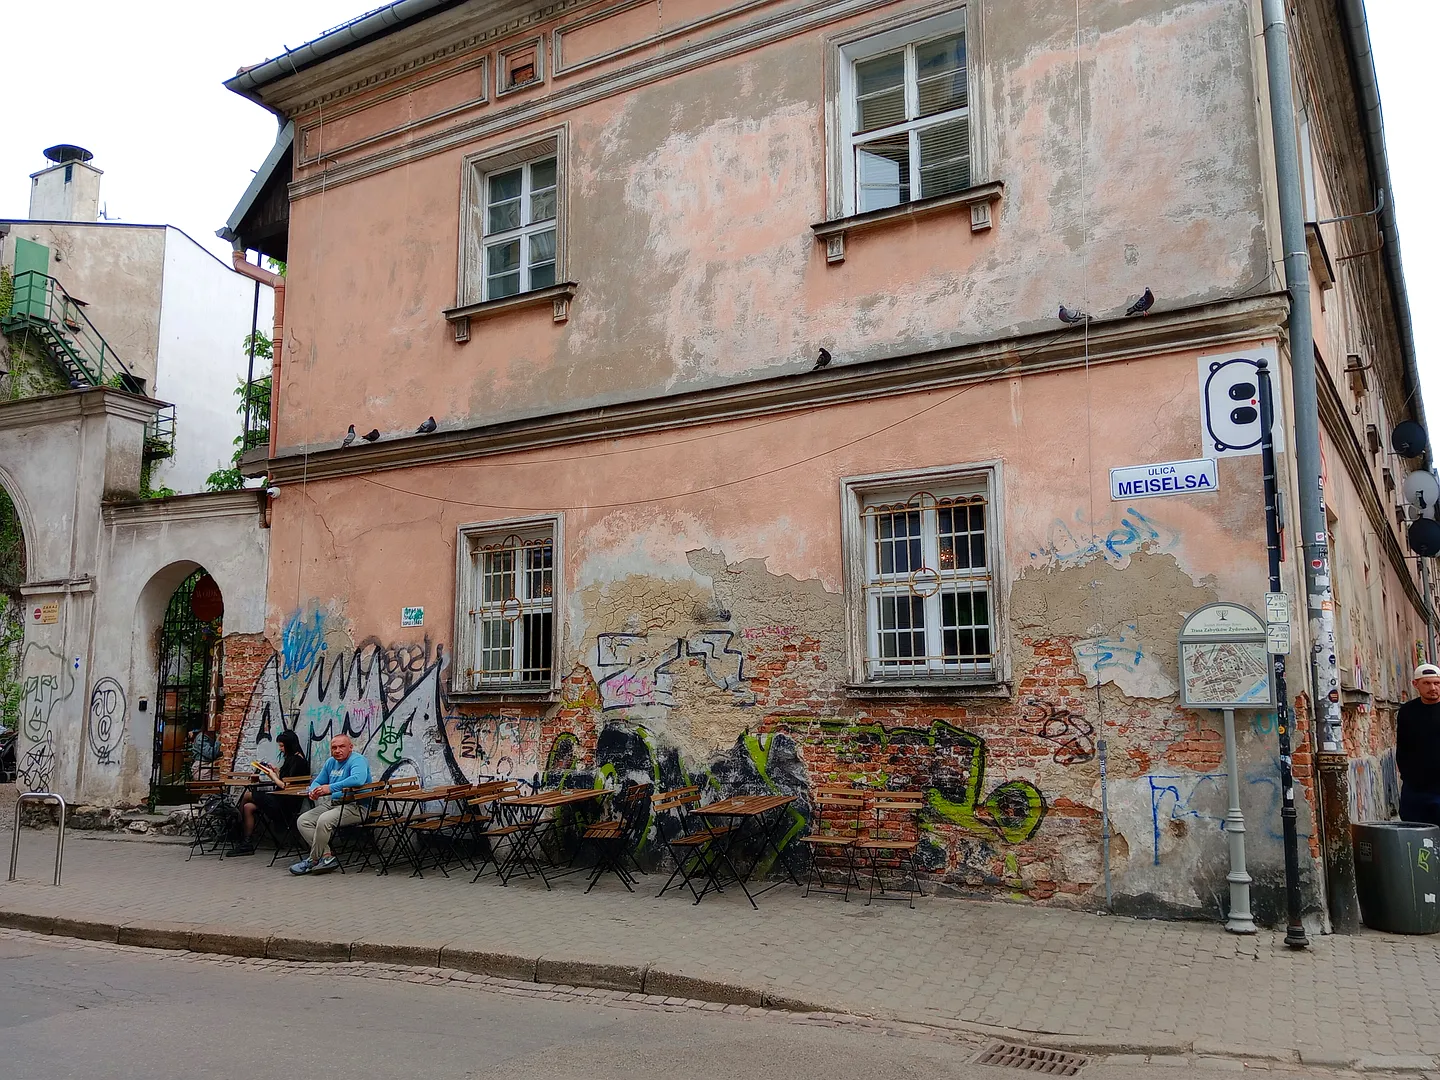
[{"xmin": 8, "ymin": 792, "xmax": 67, "ymax": 886}]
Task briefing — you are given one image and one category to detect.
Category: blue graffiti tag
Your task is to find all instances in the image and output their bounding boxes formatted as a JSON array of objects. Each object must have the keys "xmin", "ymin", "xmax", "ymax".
[
  {"xmin": 281, "ymin": 609, "xmax": 326, "ymax": 679},
  {"xmin": 1032, "ymin": 508, "xmax": 1179, "ymax": 568},
  {"xmin": 1073, "ymin": 623, "xmax": 1144, "ymax": 676},
  {"xmin": 1148, "ymin": 773, "xmax": 1226, "ymax": 865}
]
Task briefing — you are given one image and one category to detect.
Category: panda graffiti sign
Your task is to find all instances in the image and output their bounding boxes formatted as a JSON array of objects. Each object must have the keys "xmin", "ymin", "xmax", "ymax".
[{"xmin": 1198, "ymin": 346, "xmax": 1284, "ymax": 458}]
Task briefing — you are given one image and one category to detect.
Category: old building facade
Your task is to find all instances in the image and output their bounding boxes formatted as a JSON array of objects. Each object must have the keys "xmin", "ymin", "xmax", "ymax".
[{"xmin": 222, "ymin": 0, "xmax": 1430, "ymax": 925}]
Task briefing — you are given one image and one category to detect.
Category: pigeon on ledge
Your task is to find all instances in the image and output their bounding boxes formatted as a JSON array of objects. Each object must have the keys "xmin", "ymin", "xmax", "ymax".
[
  {"xmin": 1125, "ymin": 288, "xmax": 1155, "ymax": 317},
  {"xmin": 416, "ymin": 416, "xmax": 437, "ymax": 434},
  {"xmin": 1058, "ymin": 305, "xmax": 1089, "ymax": 324},
  {"xmin": 361, "ymin": 429, "xmax": 381, "ymax": 443},
  {"xmin": 341, "ymin": 424, "xmax": 356, "ymax": 447},
  {"xmin": 815, "ymin": 348, "xmax": 832, "ymax": 369}
]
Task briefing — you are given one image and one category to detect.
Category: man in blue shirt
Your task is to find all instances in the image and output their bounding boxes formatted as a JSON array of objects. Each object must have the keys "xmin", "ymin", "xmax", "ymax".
[{"xmin": 290, "ymin": 734, "xmax": 372, "ymax": 875}]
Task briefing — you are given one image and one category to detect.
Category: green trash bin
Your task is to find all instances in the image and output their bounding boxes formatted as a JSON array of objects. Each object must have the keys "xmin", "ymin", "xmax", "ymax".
[{"xmin": 1352, "ymin": 822, "xmax": 1440, "ymax": 934}]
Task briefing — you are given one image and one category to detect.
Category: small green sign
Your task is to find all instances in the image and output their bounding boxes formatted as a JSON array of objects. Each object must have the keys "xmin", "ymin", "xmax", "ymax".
[{"xmin": 401, "ymin": 606, "xmax": 424, "ymax": 627}]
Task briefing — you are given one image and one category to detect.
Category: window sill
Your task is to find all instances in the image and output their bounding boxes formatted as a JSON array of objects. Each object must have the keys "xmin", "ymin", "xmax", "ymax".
[
  {"xmin": 443, "ymin": 282, "xmax": 577, "ymax": 342},
  {"xmin": 447, "ymin": 685, "xmax": 560, "ymax": 703},
  {"xmin": 811, "ymin": 181, "xmax": 1004, "ymax": 264},
  {"xmin": 844, "ymin": 680, "xmax": 1011, "ymax": 701}
]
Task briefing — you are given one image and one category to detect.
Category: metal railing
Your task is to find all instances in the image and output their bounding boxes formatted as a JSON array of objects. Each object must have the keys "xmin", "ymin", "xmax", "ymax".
[
  {"xmin": 144, "ymin": 403, "xmax": 177, "ymax": 460},
  {"xmin": 8, "ymin": 792, "xmax": 67, "ymax": 886},
  {"xmin": 241, "ymin": 374, "xmax": 271, "ymax": 454},
  {"xmin": 2, "ymin": 270, "xmax": 143, "ymax": 392}
]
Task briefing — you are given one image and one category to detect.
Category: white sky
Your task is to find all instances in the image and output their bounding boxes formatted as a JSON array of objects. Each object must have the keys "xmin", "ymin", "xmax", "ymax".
[{"xmin": 0, "ymin": 1, "xmax": 1435, "ymax": 426}]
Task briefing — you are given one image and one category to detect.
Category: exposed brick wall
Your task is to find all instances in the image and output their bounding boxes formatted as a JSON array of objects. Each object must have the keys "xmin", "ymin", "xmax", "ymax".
[{"xmin": 215, "ymin": 634, "xmax": 275, "ymax": 769}]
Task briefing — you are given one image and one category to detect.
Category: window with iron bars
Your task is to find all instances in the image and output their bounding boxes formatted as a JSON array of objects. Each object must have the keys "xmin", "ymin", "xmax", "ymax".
[
  {"xmin": 859, "ymin": 486, "xmax": 995, "ymax": 679},
  {"xmin": 460, "ymin": 525, "xmax": 555, "ymax": 689}
]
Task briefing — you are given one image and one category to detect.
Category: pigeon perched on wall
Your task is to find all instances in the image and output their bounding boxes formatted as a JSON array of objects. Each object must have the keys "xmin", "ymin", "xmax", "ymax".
[
  {"xmin": 1058, "ymin": 305, "xmax": 1089, "ymax": 324},
  {"xmin": 1125, "ymin": 288, "xmax": 1155, "ymax": 317},
  {"xmin": 342, "ymin": 424, "xmax": 356, "ymax": 447},
  {"xmin": 815, "ymin": 348, "xmax": 832, "ymax": 369},
  {"xmin": 361, "ymin": 428, "xmax": 381, "ymax": 442},
  {"xmin": 416, "ymin": 416, "xmax": 437, "ymax": 434}
]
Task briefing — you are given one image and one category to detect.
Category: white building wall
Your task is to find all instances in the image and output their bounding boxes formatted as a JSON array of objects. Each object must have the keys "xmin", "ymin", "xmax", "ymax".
[{"xmin": 150, "ymin": 229, "xmax": 274, "ymax": 494}]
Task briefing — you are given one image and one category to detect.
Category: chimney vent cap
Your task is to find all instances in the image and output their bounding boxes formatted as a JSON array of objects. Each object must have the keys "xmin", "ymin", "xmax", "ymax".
[{"xmin": 43, "ymin": 144, "xmax": 94, "ymax": 165}]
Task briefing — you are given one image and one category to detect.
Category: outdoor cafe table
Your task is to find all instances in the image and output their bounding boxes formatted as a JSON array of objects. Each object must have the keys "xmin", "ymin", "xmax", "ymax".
[
  {"xmin": 493, "ymin": 787, "xmax": 610, "ymax": 889},
  {"xmin": 370, "ymin": 786, "xmax": 473, "ymax": 878},
  {"xmin": 693, "ymin": 794, "xmax": 800, "ymax": 908}
]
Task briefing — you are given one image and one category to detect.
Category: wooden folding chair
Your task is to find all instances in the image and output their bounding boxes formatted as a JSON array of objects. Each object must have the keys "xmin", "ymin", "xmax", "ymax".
[
  {"xmin": 579, "ymin": 782, "xmax": 652, "ymax": 893},
  {"xmin": 184, "ymin": 780, "xmax": 230, "ymax": 859},
  {"xmin": 330, "ymin": 781, "xmax": 391, "ymax": 871},
  {"xmin": 854, "ymin": 791, "xmax": 925, "ymax": 907},
  {"xmin": 799, "ymin": 783, "xmax": 866, "ymax": 901},
  {"xmin": 467, "ymin": 781, "xmax": 528, "ymax": 882},
  {"xmin": 654, "ymin": 787, "xmax": 730, "ymax": 903}
]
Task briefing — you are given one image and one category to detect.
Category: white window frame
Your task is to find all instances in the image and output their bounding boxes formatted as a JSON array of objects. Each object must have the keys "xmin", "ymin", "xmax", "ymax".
[
  {"xmin": 827, "ymin": 5, "xmax": 980, "ymax": 220},
  {"xmin": 457, "ymin": 128, "xmax": 568, "ymax": 308},
  {"xmin": 841, "ymin": 462, "xmax": 1007, "ymax": 687},
  {"xmin": 454, "ymin": 515, "xmax": 563, "ymax": 695}
]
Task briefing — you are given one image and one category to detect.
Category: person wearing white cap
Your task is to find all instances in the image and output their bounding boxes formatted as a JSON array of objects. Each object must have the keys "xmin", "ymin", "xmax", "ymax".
[{"xmin": 1397, "ymin": 663, "xmax": 1440, "ymax": 826}]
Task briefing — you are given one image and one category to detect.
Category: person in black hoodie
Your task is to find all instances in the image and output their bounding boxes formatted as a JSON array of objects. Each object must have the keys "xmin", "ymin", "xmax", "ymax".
[
  {"xmin": 228, "ymin": 729, "xmax": 310, "ymax": 856},
  {"xmin": 1397, "ymin": 663, "xmax": 1440, "ymax": 826}
]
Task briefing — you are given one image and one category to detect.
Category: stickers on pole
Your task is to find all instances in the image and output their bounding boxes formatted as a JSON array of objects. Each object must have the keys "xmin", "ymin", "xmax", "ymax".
[{"xmin": 1199, "ymin": 345, "xmax": 1283, "ymax": 458}]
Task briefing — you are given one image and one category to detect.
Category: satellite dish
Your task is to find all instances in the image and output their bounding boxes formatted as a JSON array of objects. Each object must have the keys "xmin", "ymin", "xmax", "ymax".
[
  {"xmin": 1392, "ymin": 420, "xmax": 1429, "ymax": 458},
  {"xmin": 1409, "ymin": 517, "xmax": 1440, "ymax": 558},
  {"xmin": 1403, "ymin": 470, "xmax": 1440, "ymax": 515}
]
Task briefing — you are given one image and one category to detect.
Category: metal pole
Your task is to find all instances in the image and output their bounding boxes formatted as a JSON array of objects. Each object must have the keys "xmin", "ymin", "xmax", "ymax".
[
  {"xmin": 1259, "ymin": 359, "xmax": 1310, "ymax": 947},
  {"xmin": 1098, "ymin": 738, "xmax": 1112, "ymax": 910},
  {"xmin": 1261, "ymin": 0, "xmax": 1340, "ymax": 753},
  {"xmin": 1221, "ymin": 708, "xmax": 1256, "ymax": 933},
  {"xmin": 243, "ymin": 271, "xmax": 260, "ymax": 451}
]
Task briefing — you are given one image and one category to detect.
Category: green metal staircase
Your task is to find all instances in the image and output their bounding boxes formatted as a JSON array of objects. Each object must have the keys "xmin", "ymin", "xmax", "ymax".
[{"xmin": 2, "ymin": 269, "xmax": 174, "ymax": 460}]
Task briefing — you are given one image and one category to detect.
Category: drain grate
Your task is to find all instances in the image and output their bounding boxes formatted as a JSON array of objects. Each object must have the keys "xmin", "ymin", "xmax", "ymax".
[{"xmin": 974, "ymin": 1041, "xmax": 1089, "ymax": 1075}]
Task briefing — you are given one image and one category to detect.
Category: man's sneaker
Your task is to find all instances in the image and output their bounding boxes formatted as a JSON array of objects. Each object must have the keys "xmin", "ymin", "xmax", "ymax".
[
  {"xmin": 311, "ymin": 854, "xmax": 339, "ymax": 874},
  {"xmin": 289, "ymin": 857, "xmax": 315, "ymax": 875},
  {"xmin": 227, "ymin": 843, "xmax": 256, "ymax": 857}
]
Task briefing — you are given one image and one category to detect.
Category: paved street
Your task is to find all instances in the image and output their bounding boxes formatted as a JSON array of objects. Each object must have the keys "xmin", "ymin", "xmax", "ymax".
[
  {"xmin": 0, "ymin": 933, "xmax": 1334, "ymax": 1080},
  {"xmin": 4, "ymin": 826, "xmax": 1440, "ymax": 1072}
]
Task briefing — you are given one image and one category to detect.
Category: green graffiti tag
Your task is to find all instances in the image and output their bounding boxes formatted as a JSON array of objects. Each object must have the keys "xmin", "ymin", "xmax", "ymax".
[{"xmin": 809, "ymin": 718, "xmax": 1046, "ymax": 844}]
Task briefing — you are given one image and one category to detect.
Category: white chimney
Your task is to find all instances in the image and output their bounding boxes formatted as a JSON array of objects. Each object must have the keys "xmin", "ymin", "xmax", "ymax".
[{"xmin": 29, "ymin": 145, "xmax": 102, "ymax": 222}]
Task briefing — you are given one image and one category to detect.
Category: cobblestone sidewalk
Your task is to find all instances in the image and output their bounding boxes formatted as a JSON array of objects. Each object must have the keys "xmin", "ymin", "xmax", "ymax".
[{"xmin": 3, "ymin": 827, "xmax": 1438, "ymax": 1072}]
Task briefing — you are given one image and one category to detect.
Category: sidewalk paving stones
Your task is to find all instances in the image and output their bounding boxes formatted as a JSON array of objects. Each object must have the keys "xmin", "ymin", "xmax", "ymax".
[{"xmin": 4, "ymin": 826, "xmax": 1440, "ymax": 1070}]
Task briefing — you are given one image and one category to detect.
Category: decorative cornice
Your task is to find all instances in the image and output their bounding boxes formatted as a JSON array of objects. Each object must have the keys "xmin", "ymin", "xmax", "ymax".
[
  {"xmin": 287, "ymin": 0, "xmax": 899, "ymax": 200},
  {"xmin": 1314, "ymin": 355, "xmax": 1431, "ymax": 622},
  {"xmin": 103, "ymin": 490, "xmax": 267, "ymax": 526},
  {"xmin": 254, "ymin": 293, "xmax": 1289, "ymax": 484},
  {"xmin": 273, "ymin": 0, "xmax": 590, "ymax": 118},
  {"xmin": 0, "ymin": 388, "xmax": 166, "ymax": 432}
]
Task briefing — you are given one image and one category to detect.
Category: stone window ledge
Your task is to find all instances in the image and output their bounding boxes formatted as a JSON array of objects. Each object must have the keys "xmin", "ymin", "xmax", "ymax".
[
  {"xmin": 443, "ymin": 282, "xmax": 577, "ymax": 343},
  {"xmin": 812, "ymin": 181, "xmax": 1004, "ymax": 264},
  {"xmin": 447, "ymin": 685, "xmax": 560, "ymax": 703},
  {"xmin": 844, "ymin": 680, "xmax": 1011, "ymax": 701}
]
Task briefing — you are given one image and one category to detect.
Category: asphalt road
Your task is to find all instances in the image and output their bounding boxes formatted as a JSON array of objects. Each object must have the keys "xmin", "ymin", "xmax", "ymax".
[{"xmin": 0, "ymin": 935, "xmax": 1309, "ymax": 1080}]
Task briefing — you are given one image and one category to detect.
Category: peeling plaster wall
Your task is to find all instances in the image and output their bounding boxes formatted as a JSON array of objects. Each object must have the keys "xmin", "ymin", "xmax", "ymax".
[
  {"xmin": 274, "ymin": 0, "xmax": 1268, "ymax": 448},
  {"xmin": 242, "ymin": 347, "xmax": 1341, "ymax": 922}
]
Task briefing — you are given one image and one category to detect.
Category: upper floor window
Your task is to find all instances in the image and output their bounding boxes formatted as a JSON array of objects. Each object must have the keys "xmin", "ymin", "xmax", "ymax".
[
  {"xmin": 456, "ymin": 518, "xmax": 560, "ymax": 692},
  {"xmin": 842, "ymin": 463, "xmax": 1002, "ymax": 684},
  {"xmin": 836, "ymin": 9, "xmax": 973, "ymax": 216},
  {"xmin": 484, "ymin": 156, "xmax": 557, "ymax": 300},
  {"xmin": 458, "ymin": 130, "xmax": 567, "ymax": 309}
]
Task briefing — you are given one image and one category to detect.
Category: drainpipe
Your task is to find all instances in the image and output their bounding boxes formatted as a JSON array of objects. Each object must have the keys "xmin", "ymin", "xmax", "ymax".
[{"xmin": 1261, "ymin": 0, "xmax": 1357, "ymax": 931}]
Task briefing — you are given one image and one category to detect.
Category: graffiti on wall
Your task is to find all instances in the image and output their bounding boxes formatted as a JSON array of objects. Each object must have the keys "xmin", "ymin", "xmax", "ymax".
[
  {"xmin": 452, "ymin": 713, "xmax": 542, "ymax": 782},
  {"xmin": 591, "ymin": 630, "xmax": 754, "ymax": 711},
  {"xmin": 1148, "ymin": 772, "xmax": 1226, "ymax": 865},
  {"xmin": 1024, "ymin": 699, "xmax": 1095, "ymax": 765},
  {"xmin": 1070, "ymin": 624, "xmax": 1178, "ymax": 699},
  {"xmin": 1030, "ymin": 507, "xmax": 1179, "ymax": 569},
  {"xmin": 86, "ymin": 676, "xmax": 126, "ymax": 766},
  {"xmin": 1350, "ymin": 749, "xmax": 1400, "ymax": 824},
  {"xmin": 17, "ymin": 643, "xmax": 73, "ymax": 791},
  {"xmin": 233, "ymin": 624, "xmax": 463, "ymax": 790},
  {"xmin": 797, "ymin": 718, "xmax": 1047, "ymax": 845}
]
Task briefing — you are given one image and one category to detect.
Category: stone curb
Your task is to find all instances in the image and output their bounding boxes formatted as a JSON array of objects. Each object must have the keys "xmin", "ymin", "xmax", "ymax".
[{"xmin": 1, "ymin": 909, "xmax": 1431, "ymax": 1074}]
